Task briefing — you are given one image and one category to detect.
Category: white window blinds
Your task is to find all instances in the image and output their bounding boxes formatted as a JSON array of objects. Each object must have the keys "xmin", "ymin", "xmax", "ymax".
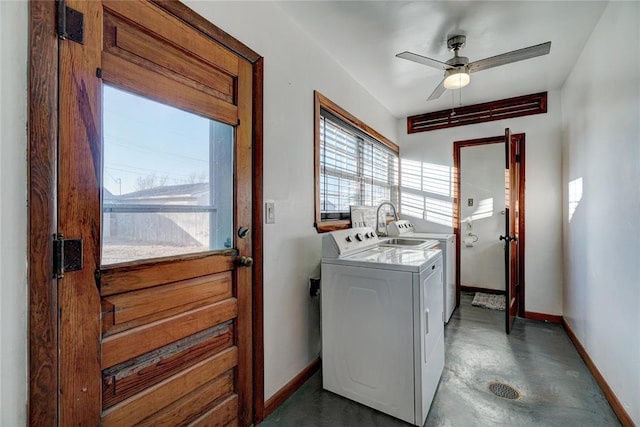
[{"xmin": 319, "ymin": 109, "xmax": 398, "ymax": 220}]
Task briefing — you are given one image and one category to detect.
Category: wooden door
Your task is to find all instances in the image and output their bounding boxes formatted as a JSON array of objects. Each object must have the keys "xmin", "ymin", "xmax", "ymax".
[
  {"xmin": 501, "ymin": 128, "xmax": 520, "ymax": 334},
  {"xmin": 58, "ymin": 1, "xmax": 253, "ymax": 425}
]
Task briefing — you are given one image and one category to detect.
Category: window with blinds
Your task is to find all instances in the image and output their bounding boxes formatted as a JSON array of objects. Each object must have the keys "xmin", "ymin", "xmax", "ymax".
[{"xmin": 319, "ymin": 109, "xmax": 399, "ymax": 222}]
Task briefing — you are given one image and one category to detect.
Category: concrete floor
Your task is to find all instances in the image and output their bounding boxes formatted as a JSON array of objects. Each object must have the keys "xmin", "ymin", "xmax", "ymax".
[{"xmin": 260, "ymin": 292, "xmax": 620, "ymax": 426}]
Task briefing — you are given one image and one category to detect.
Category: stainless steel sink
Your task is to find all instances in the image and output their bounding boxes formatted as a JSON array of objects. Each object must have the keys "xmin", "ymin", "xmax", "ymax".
[{"xmin": 379, "ymin": 238, "xmax": 434, "ymax": 247}]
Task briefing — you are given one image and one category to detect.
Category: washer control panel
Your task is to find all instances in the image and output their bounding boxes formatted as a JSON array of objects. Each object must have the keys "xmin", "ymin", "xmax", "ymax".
[
  {"xmin": 387, "ymin": 220, "xmax": 415, "ymax": 236},
  {"xmin": 322, "ymin": 227, "xmax": 380, "ymax": 257}
]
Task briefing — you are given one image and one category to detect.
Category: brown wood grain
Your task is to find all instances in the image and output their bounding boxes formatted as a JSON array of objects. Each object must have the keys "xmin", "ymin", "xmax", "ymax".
[
  {"xmin": 453, "ymin": 136, "xmax": 505, "ymax": 309},
  {"xmin": 30, "ymin": 1, "xmax": 263, "ymax": 424},
  {"xmin": 524, "ymin": 311, "xmax": 562, "ymax": 324},
  {"xmin": 315, "ymin": 91, "xmax": 398, "ymax": 153},
  {"xmin": 57, "ymin": 0, "xmax": 104, "ymax": 424},
  {"xmin": 103, "ymin": 0, "xmax": 239, "ymax": 75},
  {"xmin": 101, "ymin": 51, "xmax": 238, "ymax": 126},
  {"xmin": 99, "ymin": 251, "xmax": 235, "ymax": 296},
  {"xmin": 264, "ymin": 358, "xmax": 321, "ymax": 419},
  {"xmin": 103, "ymin": 272, "xmax": 232, "ymax": 326},
  {"xmin": 506, "ymin": 127, "xmax": 517, "ymax": 334},
  {"xmin": 408, "ymin": 92, "xmax": 547, "ymax": 133},
  {"xmin": 102, "ymin": 298, "xmax": 237, "ymax": 369},
  {"xmin": 103, "ymin": 13, "xmax": 234, "ymax": 103},
  {"xmin": 562, "ymin": 319, "xmax": 635, "ymax": 427},
  {"xmin": 28, "ymin": 1, "xmax": 59, "ymax": 424},
  {"xmin": 101, "ymin": 347, "xmax": 238, "ymax": 426},
  {"xmin": 251, "ymin": 57, "xmax": 266, "ymax": 424},
  {"xmin": 152, "ymin": 0, "xmax": 260, "ymax": 64},
  {"xmin": 137, "ymin": 371, "xmax": 234, "ymax": 426},
  {"xmin": 188, "ymin": 394, "xmax": 239, "ymax": 427},
  {"xmin": 313, "ymin": 91, "xmax": 322, "ymax": 231},
  {"xmin": 515, "ymin": 134, "xmax": 526, "ymax": 316},
  {"xmin": 235, "ymin": 58, "xmax": 254, "ymax": 427},
  {"xmin": 102, "ymin": 323, "xmax": 234, "ymax": 408}
]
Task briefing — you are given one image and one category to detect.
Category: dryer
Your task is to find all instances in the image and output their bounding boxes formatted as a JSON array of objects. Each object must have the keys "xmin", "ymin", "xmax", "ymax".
[
  {"xmin": 321, "ymin": 227, "xmax": 444, "ymax": 426},
  {"xmin": 387, "ymin": 220, "xmax": 457, "ymax": 323}
]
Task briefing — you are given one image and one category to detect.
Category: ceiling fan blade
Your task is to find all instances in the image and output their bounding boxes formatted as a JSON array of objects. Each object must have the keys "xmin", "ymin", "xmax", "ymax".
[
  {"xmin": 427, "ymin": 79, "xmax": 447, "ymax": 101},
  {"xmin": 468, "ymin": 41, "xmax": 551, "ymax": 73},
  {"xmin": 396, "ymin": 51, "xmax": 454, "ymax": 70}
]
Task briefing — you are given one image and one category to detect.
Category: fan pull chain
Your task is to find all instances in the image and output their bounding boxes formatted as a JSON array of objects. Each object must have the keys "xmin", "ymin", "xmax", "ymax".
[{"xmin": 451, "ymin": 87, "xmax": 456, "ymax": 116}]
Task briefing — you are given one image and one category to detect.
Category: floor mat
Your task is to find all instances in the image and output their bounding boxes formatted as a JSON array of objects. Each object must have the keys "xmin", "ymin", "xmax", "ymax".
[{"xmin": 471, "ymin": 292, "xmax": 505, "ymax": 311}]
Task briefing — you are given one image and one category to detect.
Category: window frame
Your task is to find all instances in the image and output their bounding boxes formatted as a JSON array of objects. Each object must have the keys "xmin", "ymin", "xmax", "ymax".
[{"xmin": 313, "ymin": 91, "xmax": 399, "ymax": 233}]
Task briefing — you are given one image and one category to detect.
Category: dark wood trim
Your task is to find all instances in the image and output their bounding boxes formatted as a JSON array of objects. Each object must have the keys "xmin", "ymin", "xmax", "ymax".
[
  {"xmin": 28, "ymin": 1, "xmax": 59, "ymax": 424},
  {"xmin": 263, "ymin": 358, "xmax": 322, "ymax": 419},
  {"xmin": 516, "ymin": 134, "xmax": 526, "ymax": 317},
  {"xmin": 453, "ymin": 134, "xmax": 526, "ymax": 316},
  {"xmin": 408, "ymin": 92, "xmax": 547, "ymax": 133},
  {"xmin": 461, "ymin": 286, "xmax": 505, "ymax": 295},
  {"xmin": 29, "ymin": 1, "xmax": 266, "ymax": 425},
  {"xmin": 562, "ymin": 319, "xmax": 635, "ymax": 427},
  {"xmin": 315, "ymin": 91, "xmax": 398, "ymax": 153},
  {"xmin": 313, "ymin": 91, "xmax": 398, "ymax": 233},
  {"xmin": 252, "ymin": 57, "xmax": 265, "ymax": 425},
  {"xmin": 151, "ymin": 0, "xmax": 261, "ymax": 64},
  {"xmin": 313, "ymin": 92, "xmax": 322, "ymax": 231},
  {"xmin": 315, "ymin": 220, "xmax": 351, "ymax": 233},
  {"xmin": 453, "ymin": 136, "xmax": 503, "ymax": 308},
  {"xmin": 524, "ymin": 311, "xmax": 562, "ymax": 324}
]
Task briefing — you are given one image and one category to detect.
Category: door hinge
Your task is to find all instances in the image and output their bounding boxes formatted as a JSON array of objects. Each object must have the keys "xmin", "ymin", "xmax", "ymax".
[
  {"xmin": 57, "ymin": 0, "xmax": 84, "ymax": 44},
  {"xmin": 53, "ymin": 234, "xmax": 83, "ymax": 279},
  {"xmin": 515, "ymin": 154, "xmax": 521, "ymax": 163}
]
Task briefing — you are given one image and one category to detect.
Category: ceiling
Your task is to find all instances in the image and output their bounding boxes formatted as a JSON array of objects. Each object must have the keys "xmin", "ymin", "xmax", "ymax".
[{"xmin": 276, "ymin": 1, "xmax": 607, "ymax": 118}]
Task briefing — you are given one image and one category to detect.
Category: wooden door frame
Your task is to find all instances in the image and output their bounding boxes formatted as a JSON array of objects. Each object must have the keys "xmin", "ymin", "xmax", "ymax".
[
  {"xmin": 28, "ymin": 1, "xmax": 265, "ymax": 424},
  {"xmin": 452, "ymin": 134, "xmax": 526, "ymax": 315}
]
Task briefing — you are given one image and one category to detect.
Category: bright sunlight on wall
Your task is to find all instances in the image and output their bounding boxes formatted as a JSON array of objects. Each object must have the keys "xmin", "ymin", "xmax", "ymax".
[
  {"xmin": 400, "ymin": 159, "xmax": 454, "ymax": 227},
  {"xmin": 568, "ymin": 177, "xmax": 583, "ymax": 222}
]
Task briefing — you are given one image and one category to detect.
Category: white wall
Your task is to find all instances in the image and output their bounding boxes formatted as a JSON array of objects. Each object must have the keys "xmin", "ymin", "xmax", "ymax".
[
  {"xmin": 459, "ymin": 143, "xmax": 505, "ymax": 291},
  {"xmin": 561, "ymin": 1, "xmax": 640, "ymax": 424},
  {"xmin": 397, "ymin": 90, "xmax": 563, "ymax": 315},
  {"xmin": 0, "ymin": 1, "xmax": 28, "ymax": 425},
  {"xmin": 184, "ymin": 1, "xmax": 398, "ymax": 400}
]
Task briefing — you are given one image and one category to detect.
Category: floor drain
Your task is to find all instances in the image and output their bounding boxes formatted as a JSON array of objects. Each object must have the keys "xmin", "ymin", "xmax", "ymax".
[{"xmin": 488, "ymin": 382, "xmax": 521, "ymax": 400}]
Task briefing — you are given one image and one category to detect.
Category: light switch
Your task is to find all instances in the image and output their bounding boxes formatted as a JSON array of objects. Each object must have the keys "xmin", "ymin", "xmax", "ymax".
[
  {"xmin": 265, "ymin": 202, "xmax": 275, "ymax": 224},
  {"xmin": 468, "ymin": 198, "xmax": 474, "ymax": 207}
]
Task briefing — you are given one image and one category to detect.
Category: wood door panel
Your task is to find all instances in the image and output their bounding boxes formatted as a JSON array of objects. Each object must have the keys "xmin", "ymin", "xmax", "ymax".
[
  {"xmin": 103, "ymin": 1, "xmax": 239, "ymax": 76},
  {"xmin": 100, "ymin": 251, "xmax": 236, "ymax": 296},
  {"xmin": 102, "ymin": 322, "xmax": 234, "ymax": 408},
  {"xmin": 102, "ymin": 298, "xmax": 237, "ymax": 369},
  {"xmin": 101, "ymin": 52, "xmax": 238, "ymax": 126},
  {"xmin": 101, "ymin": 347, "xmax": 237, "ymax": 425},
  {"xmin": 104, "ymin": 13, "xmax": 235, "ymax": 103},
  {"xmin": 189, "ymin": 395, "xmax": 239, "ymax": 427},
  {"xmin": 57, "ymin": 0, "xmax": 104, "ymax": 423},
  {"xmin": 137, "ymin": 371, "xmax": 234, "ymax": 426},
  {"xmin": 102, "ymin": 271, "xmax": 232, "ymax": 335}
]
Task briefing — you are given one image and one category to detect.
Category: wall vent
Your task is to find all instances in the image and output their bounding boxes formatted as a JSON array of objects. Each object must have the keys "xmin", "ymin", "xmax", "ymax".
[{"xmin": 407, "ymin": 92, "xmax": 547, "ymax": 134}]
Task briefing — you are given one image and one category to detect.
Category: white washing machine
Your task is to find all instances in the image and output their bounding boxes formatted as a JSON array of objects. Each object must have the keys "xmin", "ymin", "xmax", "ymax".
[
  {"xmin": 321, "ymin": 227, "xmax": 444, "ymax": 426},
  {"xmin": 387, "ymin": 220, "xmax": 457, "ymax": 323}
]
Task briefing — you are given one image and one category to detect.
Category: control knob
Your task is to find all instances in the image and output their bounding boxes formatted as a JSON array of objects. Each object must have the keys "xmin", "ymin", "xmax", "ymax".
[{"xmin": 355, "ymin": 233, "xmax": 364, "ymax": 241}]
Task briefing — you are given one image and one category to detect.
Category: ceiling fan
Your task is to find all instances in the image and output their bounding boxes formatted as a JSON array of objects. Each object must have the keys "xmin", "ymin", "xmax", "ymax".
[{"xmin": 396, "ymin": 35, "xmax": 551, "ymax": 101}]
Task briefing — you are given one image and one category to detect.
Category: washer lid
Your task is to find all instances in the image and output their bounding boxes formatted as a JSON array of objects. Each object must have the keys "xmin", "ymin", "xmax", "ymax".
[{"xmin": 327, "ymin": 247, "xmax": 442, "ymax": 272}]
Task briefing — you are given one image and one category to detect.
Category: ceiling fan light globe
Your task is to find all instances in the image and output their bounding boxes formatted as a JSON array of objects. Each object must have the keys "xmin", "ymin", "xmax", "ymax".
[{"xmin": 443, "ymin": 69, "xmax": 470, "ymax": 89}]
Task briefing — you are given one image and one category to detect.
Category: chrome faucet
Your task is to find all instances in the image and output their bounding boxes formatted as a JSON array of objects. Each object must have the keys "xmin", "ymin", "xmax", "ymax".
[{"xmin": 376, "ymin": 202, "xmax": 399, "ymax": 236}]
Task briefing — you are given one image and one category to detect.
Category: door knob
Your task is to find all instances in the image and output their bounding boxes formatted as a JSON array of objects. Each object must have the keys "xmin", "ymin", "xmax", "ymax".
[{"xmin": 237, "ymin": 256, "xmax": 254, "ymax": 267}]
